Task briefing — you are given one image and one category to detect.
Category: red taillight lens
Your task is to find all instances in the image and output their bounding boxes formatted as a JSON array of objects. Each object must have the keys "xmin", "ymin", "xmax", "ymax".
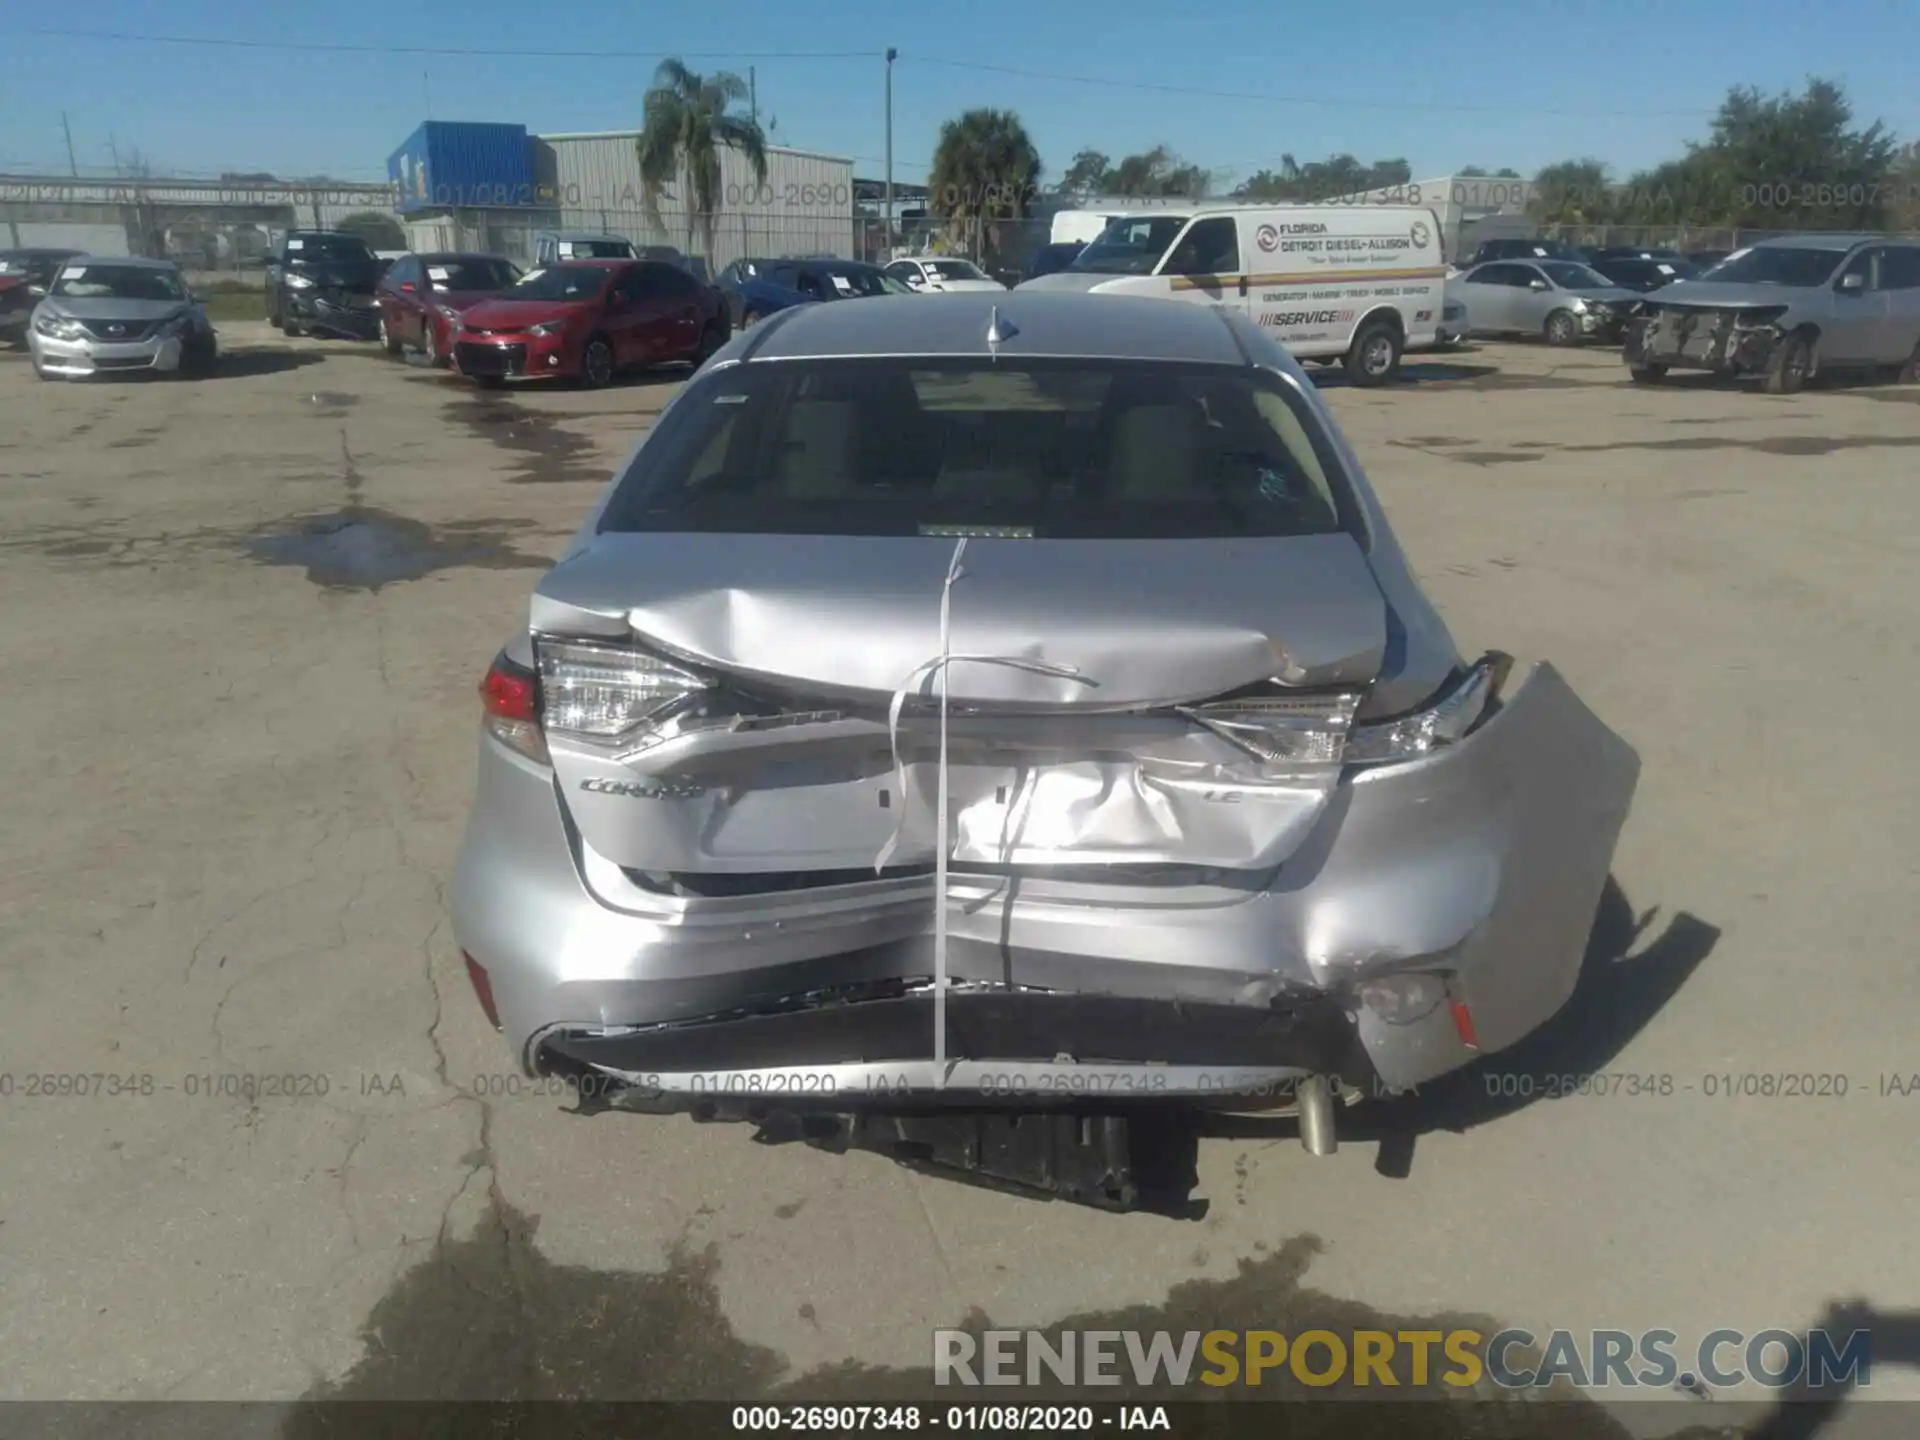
[
  {"xmin": 462, "ymin": 952, "xmax": 503, "ymax": 1030},
  {"xmin": 480, "ymin": 657, "xmax": 536, "ymax": 721},
  {"xmin": 479, "ymin": 652, "xmax": 547, "ymax": 761}
]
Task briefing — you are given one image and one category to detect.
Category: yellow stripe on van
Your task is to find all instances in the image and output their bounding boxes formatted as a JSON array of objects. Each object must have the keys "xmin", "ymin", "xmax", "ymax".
[{"xmin": 1167, "ymin": 266, "xmax": 1449, "ymax": 291}]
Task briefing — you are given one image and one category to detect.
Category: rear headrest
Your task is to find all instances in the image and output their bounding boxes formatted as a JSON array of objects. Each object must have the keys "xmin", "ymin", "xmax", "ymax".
[
  {"xmin": 1108, "ymin": 403, "xmax": 1201, "ymax": 500},
  {"xmin": 776, "ymin": 400, "xmax": 856, "ymax": 498}
]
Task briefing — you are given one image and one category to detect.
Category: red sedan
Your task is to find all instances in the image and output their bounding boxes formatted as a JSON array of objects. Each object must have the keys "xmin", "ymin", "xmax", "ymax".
[
  {"xmin": 450, "ymin": 259, "xmax": 729, "ymax": 389},
  {"xmin": 375, "ymin": 252, "xmax": 522, "ymax": 367}
]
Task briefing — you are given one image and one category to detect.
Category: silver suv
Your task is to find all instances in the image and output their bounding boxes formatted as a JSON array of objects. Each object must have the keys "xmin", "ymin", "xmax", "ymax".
[{"xmin": 1623, "ymin": 234, "xmax": 1920, "ymax": 393}]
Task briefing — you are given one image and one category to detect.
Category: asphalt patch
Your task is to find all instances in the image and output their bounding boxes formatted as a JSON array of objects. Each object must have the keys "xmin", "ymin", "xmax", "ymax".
[
  {"xmin": 242, "ymin": 507, "xmax": 551, "ymax": 590},
  {"xmin": 446, "ymin": 395, "xmax": 604, "ymax": 485},
  {"xmin": 280, "ymin": 1187, "xmax": 1752, "ymax": 1434},
  {"xmin": 1560, "ymin": 434, "xmax": 1920, "ymax": 457}
]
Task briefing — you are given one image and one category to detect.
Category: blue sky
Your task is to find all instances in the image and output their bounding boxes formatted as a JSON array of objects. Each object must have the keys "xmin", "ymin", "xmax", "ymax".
[{"xmin": 5, "ymin": 0, "xmax": 1918, "ymax": 188}]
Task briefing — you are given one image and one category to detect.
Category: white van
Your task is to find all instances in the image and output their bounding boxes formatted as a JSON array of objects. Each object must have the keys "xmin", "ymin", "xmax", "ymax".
[{"xmin": 1020, "ymin": 204, "xmax": 1447, "ymax": 385}]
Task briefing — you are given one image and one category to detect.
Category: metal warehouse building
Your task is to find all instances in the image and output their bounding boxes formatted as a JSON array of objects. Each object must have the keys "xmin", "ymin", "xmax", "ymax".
[{"xmin": 388, "ymin": 120, "xmax": 854, "ymax": 270}]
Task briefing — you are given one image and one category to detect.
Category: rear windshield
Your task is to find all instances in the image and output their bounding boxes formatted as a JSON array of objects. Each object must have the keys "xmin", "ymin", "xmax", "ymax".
[
  {"xmin": 557, "ymin": 239, "xmax": 633, "ymax": 259},
  {"xmin": 1540, "ymin": 262, "xmax": 1615, "ymax": 289},
  {"xmin": 927, "ymin": 260, "xmax": 989, "ymax": 281},
  {"xmin": 598, "ymin": 358, "xmax": 1355, "ymax": 540}
]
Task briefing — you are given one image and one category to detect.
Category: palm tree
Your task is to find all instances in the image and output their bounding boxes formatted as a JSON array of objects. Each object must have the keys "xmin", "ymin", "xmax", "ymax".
[
  {"xmin": 635, "ymin": 59, "xmax": 769, "ymax": 260},
  {"xmin": 927, "ymin": 108, "xmax": 1042, "ymax": 266}
]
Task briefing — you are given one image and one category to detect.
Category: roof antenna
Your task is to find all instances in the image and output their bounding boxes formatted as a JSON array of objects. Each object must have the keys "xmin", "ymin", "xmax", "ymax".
[{"xmin": 985, "ymin": 304, "xmax": 1016, "ymax": 359}]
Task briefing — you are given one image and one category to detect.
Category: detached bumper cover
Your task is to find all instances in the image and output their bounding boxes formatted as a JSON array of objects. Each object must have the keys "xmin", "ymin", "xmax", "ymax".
[{"xmin": 453, "ymin": 661, "xmax": 1638, "ymax": 1095}]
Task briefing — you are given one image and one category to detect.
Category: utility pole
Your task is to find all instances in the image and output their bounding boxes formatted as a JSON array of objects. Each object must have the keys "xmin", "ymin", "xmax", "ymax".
[
  {"xmin": 424, "ymin": 70, "xmax": 433, "ymax": 119},
  {"xmin": 108, "ymin": 134, "xmax": 123, "ymax": 177},
  {"xmin": 749, "ymin": 67, "xmax": 757, "ymax": 126},
  {"xmin": 61, "ymin": 112, "xmax": 78, "ymax": 177},
  {"xmin": 884, "ymin": 48, "xmax": 897, "ymax": 261}
]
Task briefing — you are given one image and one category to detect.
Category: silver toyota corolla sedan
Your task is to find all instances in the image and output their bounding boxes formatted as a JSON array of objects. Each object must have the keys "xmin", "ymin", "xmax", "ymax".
[
  {"xmin": 28, "ymin": 255, "xmax": 217, "ymax": 379},
  {"xmin": 450, "ymin": 291, "xmax": 1637, "ymax": 1144}
]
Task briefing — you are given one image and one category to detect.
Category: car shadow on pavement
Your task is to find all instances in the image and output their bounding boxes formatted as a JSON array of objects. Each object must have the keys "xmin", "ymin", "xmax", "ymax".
[
  {"xmin": 1744, "ymin": 1302, "xmax": 1920, "ymax": 1439},
  {"xmin": 1216, "ymin": 877, "xmax": 1718, "ymax": 1177},
  {"xmin": 209, "ymin": 349, "xmax": 329, "ymax": 378}
]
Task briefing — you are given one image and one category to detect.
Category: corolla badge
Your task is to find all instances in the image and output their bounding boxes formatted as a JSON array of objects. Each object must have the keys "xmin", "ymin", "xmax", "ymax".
[{"xmin": 578, "ymin": 776, "xmax": 705, "ymax": 800}]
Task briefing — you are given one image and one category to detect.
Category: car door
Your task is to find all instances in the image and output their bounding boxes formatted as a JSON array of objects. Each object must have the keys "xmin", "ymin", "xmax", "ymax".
[
  {"xmin": 1154, "ymin": 215, "xmax": 1247, "ymax": 320},
  {"xmin": 643, "ymin": 261, "xmax": 706, "ymax": 359},
  {"xmin": 602, "ymin": 265, "xmax": 655, "ymax": 365},
  {"xmin": 1879, "ymin": 245, "xmax": 1920, "ymax": 364},
  {"xmin": 381, "ymin": 257, "xmax": 421, "ymax": 342},
  {"xmin": 1509, "ymin": 264, "xmax": 1557, "ymax": 331},
  {"xmin": 1826, "ymin": 248, "xmax": 1884, "ymax": 364},
  {"xmin": 1460, "ymin": 264, "xmax": 1516, "ymax": 331}
]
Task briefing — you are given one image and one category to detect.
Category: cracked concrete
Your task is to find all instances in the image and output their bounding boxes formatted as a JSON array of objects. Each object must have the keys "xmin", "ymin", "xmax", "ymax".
[{"xmin": 0, "ymin": 329, "xmax": 1917, "ymax": 1430}]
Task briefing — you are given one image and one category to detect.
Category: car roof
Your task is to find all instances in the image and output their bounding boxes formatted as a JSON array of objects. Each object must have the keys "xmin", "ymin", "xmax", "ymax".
[
  {"xmin": 416, "ymin": 251, "xmax": 511, "ymax": 263},
  {"xmin": 545, "ymin": 258, "xmax": 636, "ymax": 270},
  {"xmin": 545, "ymin": 232, "xmax": 628, "ymax": 242},
  {"xmin": 742, "ymin": 290, "xmax": 1248, "ymax": 365},
  {"xmin": 1751, "ymin": 233, "xmax": 1880, "ymax": 251}
]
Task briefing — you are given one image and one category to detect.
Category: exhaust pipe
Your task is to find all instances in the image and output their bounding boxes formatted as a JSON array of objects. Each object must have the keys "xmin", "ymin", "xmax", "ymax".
[{"xmin": 1296, "ymin": 1074, "xmax": 1337, "ymax": 1156}]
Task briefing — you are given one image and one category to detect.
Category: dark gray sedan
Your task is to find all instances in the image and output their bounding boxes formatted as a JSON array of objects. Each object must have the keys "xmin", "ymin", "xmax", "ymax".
[
  {"xmin": 1453, "ymin": 258, "xmax": 1643, "ymax": 345},
  {"xmin": 449, "ymin": 291, "xmax": 1637, "ymax": 1167}
]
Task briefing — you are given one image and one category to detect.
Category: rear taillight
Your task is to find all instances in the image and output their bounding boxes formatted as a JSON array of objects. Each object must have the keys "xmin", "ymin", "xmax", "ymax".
[
  {"xmin": 534, "ymin": 637, "xmax": 712, "ymax": 748},
  {"xmin": 480, "ymin": 652, "xmax": 548, "ymax": 762}
]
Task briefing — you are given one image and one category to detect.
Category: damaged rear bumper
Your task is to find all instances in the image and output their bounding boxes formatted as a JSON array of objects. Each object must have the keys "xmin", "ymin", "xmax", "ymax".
[{"xmin": 452, "ymin": 661, "xmax": 1638, "ymax": 1097}]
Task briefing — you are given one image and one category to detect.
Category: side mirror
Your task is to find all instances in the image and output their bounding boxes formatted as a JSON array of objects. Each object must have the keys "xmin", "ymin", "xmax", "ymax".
[
  {"xmin": 1838, "ymin": 272, "xmax": 1865, "ymax": 293},
  {"xmin": 1529, "ymin": 278, "xmax": 1550, "ymax": 292}
]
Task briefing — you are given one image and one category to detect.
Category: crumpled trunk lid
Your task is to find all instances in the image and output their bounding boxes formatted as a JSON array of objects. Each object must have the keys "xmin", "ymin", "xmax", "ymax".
[{"xmin": 533, "ymin": 533, "xmax": 1390, "ymax": 874}]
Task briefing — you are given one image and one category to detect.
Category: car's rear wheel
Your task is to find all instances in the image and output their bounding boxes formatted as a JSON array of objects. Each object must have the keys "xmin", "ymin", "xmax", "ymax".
[
  {"xmin": 267, "ymin": 288, "xmax": 282, "ymax": 329},
  {"xmin": 378, "ymin": 311, "xmax": 401, "ymax": 355},
  {"xmin": 580, "ymin": 334, "xmax": 615, "ymax": 389},
  {"xmin": 695, "ymin": 319, "xmax": 726, "ymax": 365},
  {"xmin": 1342, "ymin": 318, "xmax": 1402, "ymax": 386},
  {"xmin": 1898, "ymin": 340, "xmax": 1920, "ymax": 385},
  {"xmin": 1763, "ymin": 330, "xmax": 1812, "ymax": 395},
  {"xmin": 1544, "ymin": 308, "xmax": 1580, "ymax": 347},
  {"xmin": 421, "ymin": 319, "xmax": 441, "ymax": 367}
]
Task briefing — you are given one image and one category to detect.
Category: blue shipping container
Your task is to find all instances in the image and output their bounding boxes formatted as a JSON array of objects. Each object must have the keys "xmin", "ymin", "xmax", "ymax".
[{"xmin": 387, "ymin": 121, "xmax": 535, "ymax": 214}]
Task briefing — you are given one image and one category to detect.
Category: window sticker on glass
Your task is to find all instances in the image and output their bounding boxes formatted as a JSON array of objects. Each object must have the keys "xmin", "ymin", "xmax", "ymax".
[
  {"xmin": 60, "ymin": 266, "xmax": 87, "ymax": 280},
  {"xmin": 1656, "ymin": 263, "xmax": 1675, "ymax": 275},
  {"xmin": 829, "ymin": 273, "xmax": 856, "ymax": 295},
  {"xmin": 518, "ymin": 269, "xmax": 545, "ymax": 285},
  {"xmin": 1531, "ymin": 246, "xmax": 1548, "ymax": 256},
  {"xmin": 427, "ymin": 266, "xmax": 450, "ymax": 282},
  {"xmin": 287, "ymin": 239, "xmax": 304, "ymax": 250}
]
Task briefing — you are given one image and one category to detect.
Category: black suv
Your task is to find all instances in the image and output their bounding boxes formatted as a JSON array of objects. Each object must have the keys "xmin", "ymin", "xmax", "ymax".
[
  {"xmin": 265, "ymin": 231, "xmax": 383, "ymax": 339},
  {"xmin": 0, "ymin": 248, "xmax": 86, "ymax": 340}
]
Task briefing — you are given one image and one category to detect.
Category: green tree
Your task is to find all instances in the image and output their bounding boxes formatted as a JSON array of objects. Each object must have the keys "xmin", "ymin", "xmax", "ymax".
[
  {"xmin": 1685, "ymin": 78, "xmax": 1898, "ymax": 229},
  {"xmin": 927, "ymin": 108, "xmax": 1043, "ymax": 263},
  {"xmin": 1229, "ymin": 154, "xmax": 1410, "ymax": 202},
  {"xmin": 1059, "ymin": 149, "xmax": 1111, "ymax": 196},
  {"xmin": 337, "ymin": 210, "xmax": 405, "ymax": 249},
  {"xmin": 1529, "ymin": 158, "xmax": 1614, "ymax": 224},
  {"xmin": 635, "ymin": 58, "xmax": 769, "ymax": 259}
]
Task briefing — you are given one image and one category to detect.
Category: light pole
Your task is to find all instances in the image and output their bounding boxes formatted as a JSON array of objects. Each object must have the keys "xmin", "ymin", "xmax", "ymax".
[{"xmin": 884, "ymin": 48, "xmax": 897, "ymax": 261}]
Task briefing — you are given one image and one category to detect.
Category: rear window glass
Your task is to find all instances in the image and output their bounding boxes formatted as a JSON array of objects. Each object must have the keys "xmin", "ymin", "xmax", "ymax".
[{"xmin": 598, "ymin": 358, "xmax": 1355, "ymax": 540}]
